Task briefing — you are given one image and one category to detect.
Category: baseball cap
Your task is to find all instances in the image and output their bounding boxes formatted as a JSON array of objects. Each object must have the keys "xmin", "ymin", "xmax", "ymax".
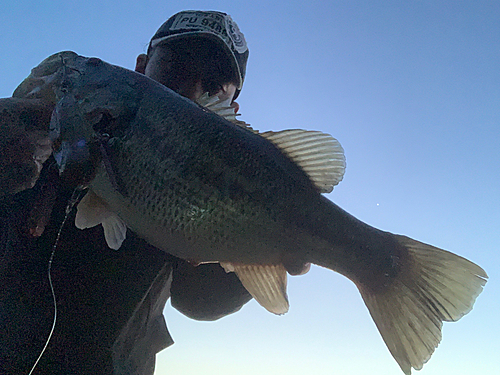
[{"xmin": 149, "ymin": 10, "xmax": 249, "ymax": 90}]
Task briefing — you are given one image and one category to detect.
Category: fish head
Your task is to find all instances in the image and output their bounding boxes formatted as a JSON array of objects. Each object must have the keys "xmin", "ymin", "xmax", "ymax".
[
  {"xmin": 13, "ymin": 51, "xmax": 79, "ymax": 105},
  {"xmin": 49, "ymin": 93, "xmax": 102, "ymax": 188},
  {"xmin": 43, "ymin": 52, "xmax": 142, "ymax": 188}
]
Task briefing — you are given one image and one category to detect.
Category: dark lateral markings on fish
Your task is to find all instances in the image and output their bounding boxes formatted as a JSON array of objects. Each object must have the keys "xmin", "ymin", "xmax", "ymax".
[{"xmin": 14, "ymin": 51, "xmax": 488, "ymax": 375}]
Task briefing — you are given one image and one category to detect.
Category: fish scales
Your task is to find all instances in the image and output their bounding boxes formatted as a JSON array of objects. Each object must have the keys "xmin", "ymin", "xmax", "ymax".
[
  {"xmin": 17, "ymin": 51, "xmax": 487, "ymax": 375},
  {"xmin": 93, "ymin": 88, "xmax": 334, "ymax": 265}
]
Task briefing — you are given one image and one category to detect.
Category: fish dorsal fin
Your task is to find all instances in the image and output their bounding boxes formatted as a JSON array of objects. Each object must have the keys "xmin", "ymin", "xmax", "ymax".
[
  {"xmin": 221, "ymin": 263, "xmax": 289, "ymax": 315},
  {"xmin": 197, "ymin": 94, "xmax": 346, "ymax": 192},
  {"xmin": 198, "ymin": 93, "xmax": 236, "ymax": 119},
  {"xmin": 197, "ymin": 93, "xmax": 258, "ymax": 133},
  {"xmin": 196, "ymin": 92, "xmax": 219, "ymax": 107},
  {"xmin": 261, "ymin": 130, "xmax": 346, "ymax": 193},
  {"xmin": 75, "ymin": 189, "xmax": 127, "ymax": 250}
]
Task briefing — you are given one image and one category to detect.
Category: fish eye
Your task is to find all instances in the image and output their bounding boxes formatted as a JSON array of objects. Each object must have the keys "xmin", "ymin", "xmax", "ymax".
[
  {"xmin": 91, "ymin": 111, "xmax": 117, "ymax": 136},
  {"xmin": 52, "ymin": 137, "xmax": 62, "ymax": 152}
]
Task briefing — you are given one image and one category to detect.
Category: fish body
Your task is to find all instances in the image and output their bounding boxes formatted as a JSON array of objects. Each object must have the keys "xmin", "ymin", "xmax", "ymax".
[{"xmin": 19, "ymin": 52, "xmax": 487, "ymax": 375}]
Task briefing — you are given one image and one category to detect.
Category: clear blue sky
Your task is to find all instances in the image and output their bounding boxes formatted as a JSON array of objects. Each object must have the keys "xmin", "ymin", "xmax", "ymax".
[{"xmin": 1, "ymin": 1, "xmax": 498, "ymax": 374}]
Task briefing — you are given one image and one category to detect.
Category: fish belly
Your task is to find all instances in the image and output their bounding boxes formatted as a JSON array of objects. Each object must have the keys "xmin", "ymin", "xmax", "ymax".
[{"xmin": 89, "ymin": 165, "xmax": 303, "ymax": 265}]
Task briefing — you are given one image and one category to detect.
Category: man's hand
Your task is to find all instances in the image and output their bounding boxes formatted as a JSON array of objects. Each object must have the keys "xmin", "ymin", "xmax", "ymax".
[{"xmin": 0, "ymin": 98, "xmax": 53, "ymax": 198}]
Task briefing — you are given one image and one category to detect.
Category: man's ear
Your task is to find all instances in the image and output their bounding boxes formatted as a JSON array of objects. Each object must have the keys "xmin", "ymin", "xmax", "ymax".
[{"xmin": 135, "ymin": 54, "xmax": 148, "ymax": 74}]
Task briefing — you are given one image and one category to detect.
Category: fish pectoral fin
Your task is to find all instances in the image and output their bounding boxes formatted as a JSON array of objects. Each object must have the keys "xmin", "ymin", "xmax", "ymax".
[
  {"xmin": 75, "ymin": 190, "xmax": 108, "ymax": 229},
  {"xmin": 221, "ymin": 263, "xmax": 289, "ymax": 315},
  {"xmin": 75, "ymin": 189, "xmax": 127, "ymax": 250},
  {"xmin": 260, "ymin": 129, "xmax": 346, "ymax": 193}
]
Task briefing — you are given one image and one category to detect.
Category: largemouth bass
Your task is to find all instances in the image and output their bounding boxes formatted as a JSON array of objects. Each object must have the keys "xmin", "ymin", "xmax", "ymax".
[{"xmin": 15, "ymin": 51, "xmax": 487, "ymax": 375}]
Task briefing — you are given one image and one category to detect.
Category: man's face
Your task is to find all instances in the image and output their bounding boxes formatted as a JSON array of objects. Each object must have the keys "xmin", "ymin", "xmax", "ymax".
[{"xmin": 135, "ymin": 39, "xmax": 239, "ymax": 104}]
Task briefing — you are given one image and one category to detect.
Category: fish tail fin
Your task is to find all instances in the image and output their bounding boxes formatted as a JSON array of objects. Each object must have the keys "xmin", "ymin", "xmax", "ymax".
[{"xmin": 357, "ymin": 234, "xmax": 487, "ymax": 375}]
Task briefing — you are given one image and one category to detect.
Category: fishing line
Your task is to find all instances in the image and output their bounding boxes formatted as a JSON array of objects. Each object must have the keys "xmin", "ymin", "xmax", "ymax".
[{"xmin": 28, "ymin": 187, "xmax": 84, "ymax": 375}]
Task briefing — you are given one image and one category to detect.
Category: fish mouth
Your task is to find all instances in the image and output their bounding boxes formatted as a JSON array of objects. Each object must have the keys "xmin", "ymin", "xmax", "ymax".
[
  {"xmin": 51, "ymin": 104, "xmax": 120, "ymax": 188},
  {"xmin": 54, "ymin": 139, "xmax": 89, "ymax": 173},
  {"xmin": 53, "ymin": 137, "xmax": 100, "ymax": 188}
]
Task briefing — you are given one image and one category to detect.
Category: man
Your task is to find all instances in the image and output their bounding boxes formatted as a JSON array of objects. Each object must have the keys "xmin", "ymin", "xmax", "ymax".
[
  {"xmin": 0, "ymin": 10, "xmax": 251, "ymax": 375},
  {"xmin": 134, "ymin": 9, "xmax": 251, "ymax": 322},
  {"xmin": 135, "ymin": 10, "xmax": 247, "ymax": 110}
]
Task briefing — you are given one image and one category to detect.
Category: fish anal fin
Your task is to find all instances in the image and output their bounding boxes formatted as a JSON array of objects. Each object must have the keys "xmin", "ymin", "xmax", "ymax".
[
  {"xmin": 221, "ymin": 263, "xmax": 289, "ymax": 315},
  {"xmin": 261, "ymin": 129, "xmax": 346, "ymax": 193},
  {"xmin": 357, "ymin": 235, "xmax": 488, "ymax": 375},
  {"xmin": 101, "ymin": 213, "xmax": 127, "ymax": 250},
  {"xmin": 75, "ymin": 189, "xmax": 127, "ymax": 250}
]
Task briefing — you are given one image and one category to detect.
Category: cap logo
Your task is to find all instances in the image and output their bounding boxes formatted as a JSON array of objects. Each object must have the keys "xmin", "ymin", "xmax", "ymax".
[
  {"xmin": 225, "ymin": 15, "xmax": 247, "ymax": 54},
  {"xmin": 169, "ymin": 11, "xmax": 247, "ymax": 54}
]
